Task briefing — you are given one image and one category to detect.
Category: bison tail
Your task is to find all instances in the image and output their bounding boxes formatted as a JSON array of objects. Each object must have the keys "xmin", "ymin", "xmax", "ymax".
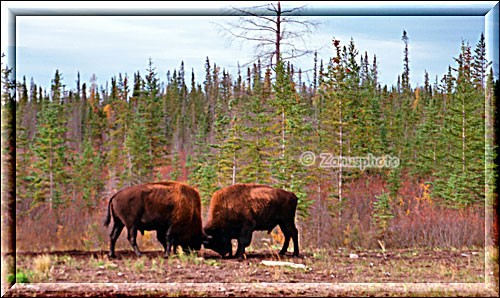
[{"xmin": 104, "ymin": 194, "xmax": 115, "ymax": 227}]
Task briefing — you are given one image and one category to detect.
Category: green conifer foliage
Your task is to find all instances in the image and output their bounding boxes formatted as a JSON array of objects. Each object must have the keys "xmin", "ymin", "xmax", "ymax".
[
  {"xmin": 144, "ymin": 59, "xmax": 168, "ymax": 178},
  {"xmin": 188, "ymin": 125, "xmax": 218, "ymax": 205},
  {"xmin": 239, "ymin": 66, "xmax": 274, "ymax": 185},
  {"xmin": 123, "ymin": 99, "xmax": 153, "ymax": 185},
  {"xmin": 30, "ymin": 70, "xmax": 72, "ymax": 208},
  {"xmin": 433, "ymin": 41, "xmax": 485, "ymax": 207},
  {"xmin": 270, "ymin": 58, "xmax": 313, "ymax": 217},
  {"xmin": 16, "ymin": 76, "xmax": 32, "ymax": 204},
  {"xmin": 74, "ymin": 137, "xmax": 104, "ymax": 208}
]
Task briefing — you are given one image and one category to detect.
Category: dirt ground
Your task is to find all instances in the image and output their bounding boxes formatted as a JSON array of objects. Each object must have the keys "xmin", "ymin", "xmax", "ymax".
[{"xmin": 4, "ymin": 247, "xmax": 498, "ymax": 297}]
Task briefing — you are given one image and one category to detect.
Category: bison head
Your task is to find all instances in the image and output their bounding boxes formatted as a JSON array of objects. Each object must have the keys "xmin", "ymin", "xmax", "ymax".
[
  {"xmin": 184, "ymin": 234, "xmax": 204, "ymax": 251},
  {"xmin": 202, "ymin": 229, "xmax": 232, "ymax": 257}
]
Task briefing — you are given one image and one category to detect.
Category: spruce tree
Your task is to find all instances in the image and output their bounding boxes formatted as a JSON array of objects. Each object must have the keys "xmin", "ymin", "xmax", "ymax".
[
  {"xmin": 240, "ymin": 66, "xmax": 274, "ymax": 185},
  {"xmin": 74, "ymin": 137, "xmax": 105, "ymax": 208},
  {"xmin": 434, "ymin": 41, "xmax": 485, "ymax": 207},
  {"xmin": 16, "ymin": 76, "xmax": 32, "ymax": 204},
  {"xmin": 144, "ymin": 59, "xmax": 168, "ymax": 178},
  {"xmin": 188, "ymin": 125, "xmax": 218, "ymax": 205},
  {"xmin": 30, "ymin": 70, "xmax": 72, "ymax": 209},
  {"xmin": 270, "ymin": 58, "xmax": 313, "ymax": 217}
]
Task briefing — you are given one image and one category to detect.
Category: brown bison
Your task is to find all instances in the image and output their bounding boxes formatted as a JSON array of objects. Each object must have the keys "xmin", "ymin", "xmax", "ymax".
[
  {"xmin": 104, "ymin": 181, "xmax": 204, "ymax": 258},
  {"xmin": 203, "ymin": 183, "xmax": 299, "ymax": 258}
]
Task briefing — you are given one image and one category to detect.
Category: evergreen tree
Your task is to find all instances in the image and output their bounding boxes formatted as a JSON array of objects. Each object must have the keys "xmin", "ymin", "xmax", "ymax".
[
  {"xmin": 106, "ymin": 73, "xmax": 132, "ymax": 188},
  {"xmin": 211, "ymin": 67, "xmax": 232, "ymax": 187},
  {"xmin": 270, "ymin": 58, "xmax": 313, "ymax": 217},
  {"xmin": 240, "ymin": 66, "xmax": 274, "ymax": 184},
  {"xmin": 472, "ymin": 33, "xmax": 490, "ymax": 90},
  {"xmin": 434, "ymin": 41, "xmax": 485, "ymax": 207},
  {"xmin": 30, "ymin": 70, "xmax": 73, "ymax": 209},
  {"xmin": 123, "ymin": 106, "xmax": 153, "ymax": 185},
  {"xmin": 415, "ymin": 78, "xmax": 440, "ymax": 177},
  {"xmin": 74, "ymin": 137, "xmax": 105, "ymax": 208},
  {"xmin": 143, "ymin": 59, "xmax": 168, "ymax": 178},
  {"xmin": 319, "ymin": 38, "xmax": 349, "ymax": 221},
  {"xmin": 168, "ymin": 147, "xmax": 182, "ymax": 181},
  {"xmin": 16, "ymin": 76, "xmax": 32, "ymax": 204},
  {"xmin": 188, "ymin": 125, "xmax": 218, "ymax": 205},
  {"xmin": 86, "ymin": 74, "xmax": 106, "ymax": 152}
]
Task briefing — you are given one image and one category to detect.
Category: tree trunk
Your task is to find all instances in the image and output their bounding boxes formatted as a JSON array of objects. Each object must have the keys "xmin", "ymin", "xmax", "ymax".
[
  {"xmin": 49, "ymin": 138, "xmax": 53, "ymax": 209},
  {"xmin": 317, "ymin": 175, "xmax": 322, "ymax": 246},
  {"xmin": 125, "ymin": 127, "xmax": 132, "ymax": 187},
  {"xmin": 462, "ymin": 95, "xmax": 466, "ymax": 172},
  {"xmin": 339, "ymin": 95, "xmax": 343, "ymax": 223},
  {"xmin": 282, "ymin": 108, "xmax": 286, "ymax": 159},
  {"xmin": 275, "ymin": 2, "xmax": 281, "ymax": 67},
  {"xmin": 232, "ymin": 151, "xmax": 236, "ymax": 185}
]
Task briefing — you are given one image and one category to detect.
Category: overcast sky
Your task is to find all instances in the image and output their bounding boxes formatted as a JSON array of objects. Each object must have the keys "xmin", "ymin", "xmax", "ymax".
[{"xmin": 4, "ymin": 1, "xmax": 498, "ymax": 93}]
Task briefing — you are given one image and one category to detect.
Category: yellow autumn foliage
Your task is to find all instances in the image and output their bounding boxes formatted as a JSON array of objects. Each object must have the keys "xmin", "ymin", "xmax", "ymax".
[
  {"xmin": 103, "ymin": 104, "xmax": 113, "ymax": 120},
  {"xmin": 413, "ymin": 88, "xmax": 420, "ymax": 110}
]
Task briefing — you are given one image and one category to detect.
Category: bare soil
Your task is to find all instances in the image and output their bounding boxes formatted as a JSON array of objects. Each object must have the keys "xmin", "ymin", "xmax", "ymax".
[{"xmin": 4, "ymin": 248, "xmax": 496, "ymax": 297}]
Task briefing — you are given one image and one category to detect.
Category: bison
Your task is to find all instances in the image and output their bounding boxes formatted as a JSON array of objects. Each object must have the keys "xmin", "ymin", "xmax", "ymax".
[
  {"xmin": 104, "ymin": 181, "xmax": 204, "ymax": 258},
  {"xmin": 203, "ymin": 183, "xmax": 299, "ymax": 258}
]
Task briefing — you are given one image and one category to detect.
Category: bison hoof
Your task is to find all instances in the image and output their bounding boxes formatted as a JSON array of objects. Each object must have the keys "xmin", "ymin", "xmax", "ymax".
[{"xmin": 235, "ymin": 253, "xmax": 245, "ymax": 260}]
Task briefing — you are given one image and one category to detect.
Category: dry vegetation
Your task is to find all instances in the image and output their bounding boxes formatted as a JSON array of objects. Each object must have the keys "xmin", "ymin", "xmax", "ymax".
[
  {"xmin": 13, "ymin": 247, "xmax": 487, "ymax": 283},
  {"xmin": 15, "ymin": 174, "xmax": 485, "ymax": 254},
  {"xmin": 7, "ymin": 246, "xmax": 495, "ymax": 297}
]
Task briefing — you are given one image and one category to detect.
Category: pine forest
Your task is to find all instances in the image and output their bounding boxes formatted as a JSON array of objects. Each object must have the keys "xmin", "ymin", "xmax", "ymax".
[{"xmin": 3, "ymin": 28, "xmax": 497, "ymax": 254}]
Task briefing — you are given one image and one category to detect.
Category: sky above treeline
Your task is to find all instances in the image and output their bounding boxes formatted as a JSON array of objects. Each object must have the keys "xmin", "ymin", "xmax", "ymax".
[{"xmin": 7, "ymin": 2, "xmax": 498, "ymax": 93}]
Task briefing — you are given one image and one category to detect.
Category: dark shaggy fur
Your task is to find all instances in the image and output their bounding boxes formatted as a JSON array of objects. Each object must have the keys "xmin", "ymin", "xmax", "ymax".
[
  {"xmin": 104, "ymin": 181, "xmax": 204, "ymax": 258},
  {"xmin": 203, "ymin": 183, "xmax": 299, "ymax": 258}
]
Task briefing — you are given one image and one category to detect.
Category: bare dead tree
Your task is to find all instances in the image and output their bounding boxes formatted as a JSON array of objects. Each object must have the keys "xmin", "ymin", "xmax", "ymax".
[{"xmin": 216, "ymin": 2, "xmax": 319, "ymax": 70}]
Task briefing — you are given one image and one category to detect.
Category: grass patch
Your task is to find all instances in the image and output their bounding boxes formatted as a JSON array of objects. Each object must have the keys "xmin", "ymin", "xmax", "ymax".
[
  {"xmin": 172, "ymin": 249, "xmax": 200, "ymax": 264},
  {"xmin": 15, "ymin": 272, "xmax": 30, "ymax": 283},
  {"xmin": 203, "ymin": 259, "xmax": 221, "ymax": 267},
  {"xmin": 89, "ymin": 255, "xmax": 106, "ymax": 268},
  {"xmin": 57, "ymin": 255, "xmax": 79, "ymax": 268},
  {"xmin": 156, "ymin": 255, "xmax": 165, "ymax": 267},
  {"xmin": 134, "ymin": 257, "xmax": 146, "ymax": 273},
  {"xmin": 123, "ymin": 257, "xmax": 132, "ymax": 269},
  {"xmin": 33, "ymin": 254, "xmax": 52, "ymax": 274},
  {"xmin": 30, "ymin": 254, "xmax": 53, "ymax": 281},
  {"xmin": 313, "ymin": 252, "xmax": 327, "ymax": 260},
  {"xmin": 8, "ymin": 268, "xmax": 32, "ymax": 284},
  {"xmin": 151, "ymin": 259, "xmax": 158, "ymax": 272}
]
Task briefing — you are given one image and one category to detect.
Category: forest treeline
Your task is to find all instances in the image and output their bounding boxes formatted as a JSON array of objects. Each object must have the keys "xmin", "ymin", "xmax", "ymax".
[{"xmin": 7, "ymin": 32, "xmax": 496, "ymax": 249}]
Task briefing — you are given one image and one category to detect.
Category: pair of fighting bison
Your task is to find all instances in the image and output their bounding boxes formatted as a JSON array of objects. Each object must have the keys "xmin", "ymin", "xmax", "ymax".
[{"xmin": 104, "ymin": 181, "xmax": 299, "ymax": 259}]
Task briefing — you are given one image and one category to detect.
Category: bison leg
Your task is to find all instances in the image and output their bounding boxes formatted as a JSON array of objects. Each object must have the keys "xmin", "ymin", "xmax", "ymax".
[
  {"xmin": 218, "ymin": 240, "xmax": 233, "ymax": 259},
  {"xmin": 165, "ymin": 227, "xmax": 176, "ymax": 257},
  {"xmin": 278, "ymin": 224, "xmax": 291, "ymax": 256},
  {"xmin": 225, "ymin": 240, "xmax": 233, "ymax": 258},
  {"xmin": 291, "ymin": 226, "xmax": 299, "ymax": 257},
  {"xmin": 109, "ymin": 220, "xmax": 124, "ymax": 258},
  {"xmin": 279, "ymin": 222, "xmax": 299, "ymax": 257},
  {"xmin": 127, "ymin": 226, "xmax": 141, "ymax": 256},
  {"xmin": 156, "ymin": 229, "xmax": 168, "ymax": 256},
  {"xmin": 235, "ymin": 225, "xmax": 254, "ymax": 259}
]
